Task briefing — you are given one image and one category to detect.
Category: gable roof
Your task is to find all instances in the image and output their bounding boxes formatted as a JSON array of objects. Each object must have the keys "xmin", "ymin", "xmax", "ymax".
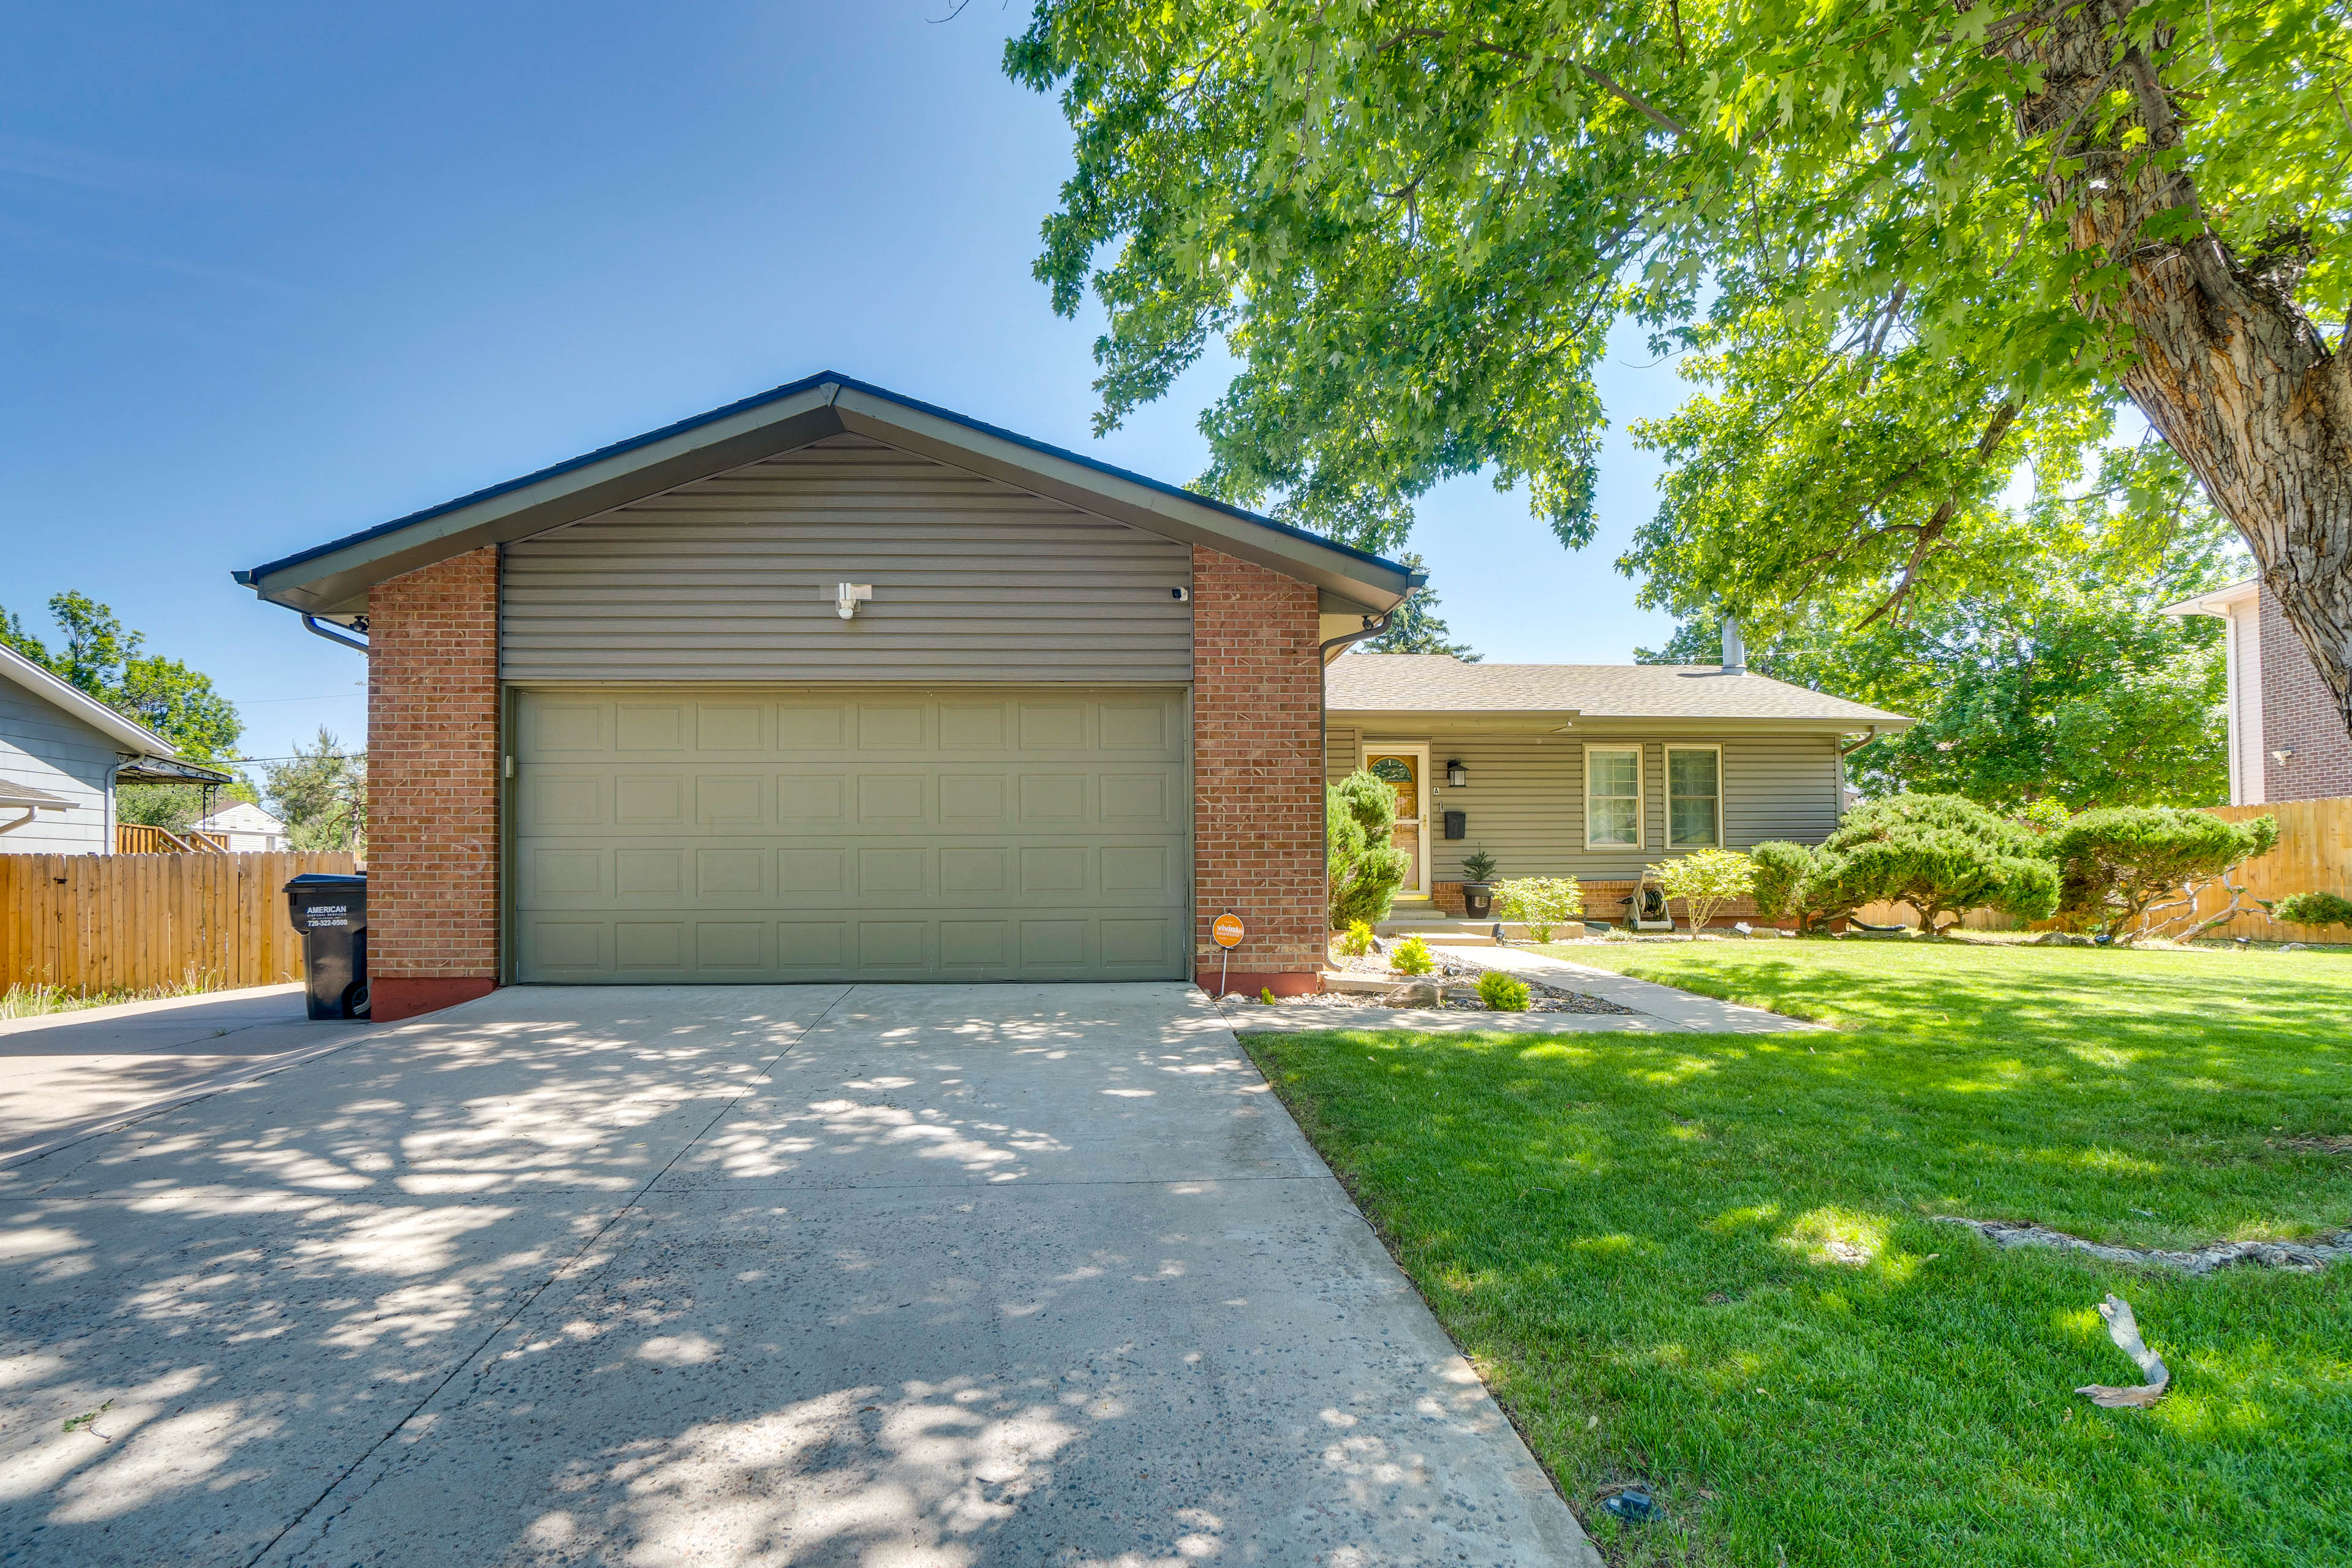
[
  {"xmin": 1326, "ymin": 654, "xmax": 1912, "ymax": 729},
  {"xmin": 0, "ymin": 643, "xmax": 182, "ymax": 760},
  {"xmin": 196, "ymin": 799, "xmax": 286, "ymax": 832},
  {"xmin": 234, "ymin": 372, "xmax": 1423, "ymax": 617}
]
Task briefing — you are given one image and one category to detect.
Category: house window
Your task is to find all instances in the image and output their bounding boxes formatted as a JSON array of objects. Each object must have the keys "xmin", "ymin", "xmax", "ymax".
[
  {"xmin": 1667, "ymin": 747, "xmax": 1721, "ymax": 848},
  {"xmin": 1585, "ymin": 747, "xmax": 1642, "ymax": 848}
]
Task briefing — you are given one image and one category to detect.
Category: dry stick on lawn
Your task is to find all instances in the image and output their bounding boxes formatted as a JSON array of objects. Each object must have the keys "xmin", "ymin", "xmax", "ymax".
[{"xmin": 2077, "ymin": 1294, "xmax": 2171, "ymax": 1409}]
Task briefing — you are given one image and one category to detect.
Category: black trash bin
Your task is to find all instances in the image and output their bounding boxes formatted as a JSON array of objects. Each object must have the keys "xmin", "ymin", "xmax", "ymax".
[{"xmin": 285, "ymin": 872, "xmax": 369, "ymax": 1020}]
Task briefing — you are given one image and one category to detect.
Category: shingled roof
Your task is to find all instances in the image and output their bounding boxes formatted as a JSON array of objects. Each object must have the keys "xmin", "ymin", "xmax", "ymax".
[{"xmin": 1325, "ymin": 654, "xmax": 1910, "ymax": 726}]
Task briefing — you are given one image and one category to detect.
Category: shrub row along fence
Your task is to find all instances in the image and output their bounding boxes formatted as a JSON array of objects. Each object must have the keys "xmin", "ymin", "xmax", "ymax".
[
  {"xmin": 1, "ymin": 851, "xmax": 362, "ymax": 994},
  {"xmin": 1854, "ymin": 796, "xmax": 2352, "ymax": 941}
]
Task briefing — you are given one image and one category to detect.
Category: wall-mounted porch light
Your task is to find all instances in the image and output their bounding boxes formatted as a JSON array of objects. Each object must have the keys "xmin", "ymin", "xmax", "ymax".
[{"xmin": 1446, "ymin": 759, "xmax": 1468, "ymax": 788}]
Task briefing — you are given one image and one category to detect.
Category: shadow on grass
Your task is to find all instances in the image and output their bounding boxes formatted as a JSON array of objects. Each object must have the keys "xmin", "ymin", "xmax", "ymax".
[{"xmin": 1246, "ymin": 944, "xmax": 2352, "ymax": 1566}]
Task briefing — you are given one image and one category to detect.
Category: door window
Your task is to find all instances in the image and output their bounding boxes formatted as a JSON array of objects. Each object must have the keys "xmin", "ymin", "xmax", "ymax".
[{"xmin": 1366, "ymin": 752, "xmax": 1422, "ymax": 890}]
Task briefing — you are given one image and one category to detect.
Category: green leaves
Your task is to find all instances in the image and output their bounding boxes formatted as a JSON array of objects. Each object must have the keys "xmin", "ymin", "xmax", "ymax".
[
  {"xmin": 1008, "ymin": 0, "xmax": 2349, "ymax": 633},
  {"xmin": 0, "ymin": 592, "xmax": 242, "ymax": 763}
]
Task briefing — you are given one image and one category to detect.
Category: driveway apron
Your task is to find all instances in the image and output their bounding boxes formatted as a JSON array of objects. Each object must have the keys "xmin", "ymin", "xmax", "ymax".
[{"xmin": 0, "ymin": 982, "xmax": 1597, "ymax": 1567}]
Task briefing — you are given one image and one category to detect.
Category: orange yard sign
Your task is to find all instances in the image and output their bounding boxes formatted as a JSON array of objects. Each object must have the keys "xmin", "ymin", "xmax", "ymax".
[{"xmin": 1212, "ymin": 912, "xmax": 1246, "ymax": 949}]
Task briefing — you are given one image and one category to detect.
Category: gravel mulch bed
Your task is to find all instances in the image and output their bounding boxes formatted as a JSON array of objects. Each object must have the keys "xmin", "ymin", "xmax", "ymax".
[
  {"xmin": 1268, "ymin": 989, "xmax": 1637, "ymax": 1015},
  {"xmin": 1275, "ymin": 944, "xmax": 1640, "ymax": 1014}
]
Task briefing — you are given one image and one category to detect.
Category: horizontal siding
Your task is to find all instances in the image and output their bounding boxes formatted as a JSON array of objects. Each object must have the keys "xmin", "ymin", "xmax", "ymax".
[
  {"xmin": 0, "ymin": 685, "xmax": 113, "ymax": 854},
  {"xmin": 1329, "ymin": 729, "xmax": 1844, "ymax": 882},
  {"xmin": 502, "ymin": 433, "xmax": 1193, "ymax": 683}
]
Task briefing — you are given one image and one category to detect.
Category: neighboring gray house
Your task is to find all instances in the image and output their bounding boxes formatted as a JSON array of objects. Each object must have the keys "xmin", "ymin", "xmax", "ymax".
[
  {"xmin": 1325, "ymin": 652, "xmax": 1912, "ymax": 915},
  {"xmin": 0, "ymin": 643, "xmax": 206, "ymax": 853}
]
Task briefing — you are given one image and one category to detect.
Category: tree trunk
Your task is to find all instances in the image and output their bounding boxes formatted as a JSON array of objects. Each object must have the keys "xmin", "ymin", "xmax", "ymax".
[{"xmin": 2005, "ymin": 1, "xmax": 2352, "ymax": 735}]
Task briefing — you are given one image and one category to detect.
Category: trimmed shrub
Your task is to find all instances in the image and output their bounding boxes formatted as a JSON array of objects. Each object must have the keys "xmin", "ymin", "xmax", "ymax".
[
  {"xmin": 1747, "ymin": 841, "xmax": 1814, "ymax": 927},
  {"xmin": 1390, "ymin": 935, "xmax": 1435, "ymax": 976},
  {"xmin": 1476, "ymin": 970, "xmax": 1531, "ymax": 1011},
  {"xmin": 2271, "ymin": 891, "xmax": 2352, "ymax": 929},
  {"xmin": 2045, "ymin": 808, "xmax": 2279, "ymax": 938},
  {"xmin": 1329, "ymin": 770, "xmax": 1409, "ymax": 929},
  {"xmin": 1337, "ymin": 919, "xmax": 1375, "ymax": 957},
  {"xmin": 1820, "ymin": 793, "xmax": 2060, "ymax": 930},
  {"xmin": 1495, "ymin": 876, "xmax": 1583, "ymax": 941},
  {"xmin": 1648, "ymin": 848, "xmax": 1755, "ymax": 936}
]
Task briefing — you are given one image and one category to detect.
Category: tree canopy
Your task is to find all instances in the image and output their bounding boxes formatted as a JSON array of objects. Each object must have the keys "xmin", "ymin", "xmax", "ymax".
[
  {"xmin": 1, "ymin": 592, "xmax": 242, "ymax": 763},
  {"xmin": 1637, "ymin": 443, "xmax": 2239, "ymax": 808},
  {"xmin": 1007, "ymin": 0, "xmax": 2352, "ymax": 724}
]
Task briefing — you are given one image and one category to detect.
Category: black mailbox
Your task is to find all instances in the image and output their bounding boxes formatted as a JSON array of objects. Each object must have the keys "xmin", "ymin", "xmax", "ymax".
[
  {"xmin": 285, "ymin": 872, "xmax": 369, "ymax": 1020},
  {"xmin": 1442, "ymin": 810, "xmax": 1466, "ymax": 840}
]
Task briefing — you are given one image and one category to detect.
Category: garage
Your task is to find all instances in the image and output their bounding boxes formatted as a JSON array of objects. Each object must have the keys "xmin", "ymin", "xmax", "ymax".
[
  {"xmin": 511, "ymin": 685, "xmax": 1188, "ymax": 982},
  {"xmin": 235, "ymin": 373, "xmax": 1419, "ymax": 1017}
]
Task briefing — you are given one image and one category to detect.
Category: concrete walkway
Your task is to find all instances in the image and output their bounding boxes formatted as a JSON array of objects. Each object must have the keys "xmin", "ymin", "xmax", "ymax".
[
  {"xmin": 0, "ymin": 984, "xmax": 369, "ymax": 1167},
  {"xmin": 1227, "ymin": 946, "xmax": 1822, "ymax": 1035},
  {"xmin": 0, "ymin": 983, "xmax": 1600, "ymax": 1567}
]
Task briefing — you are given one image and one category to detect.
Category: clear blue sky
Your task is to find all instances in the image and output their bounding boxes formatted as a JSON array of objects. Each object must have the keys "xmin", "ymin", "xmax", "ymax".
[{"xmin": 2, "ymin": 2, "xmax": 1684, "ymax": 769}]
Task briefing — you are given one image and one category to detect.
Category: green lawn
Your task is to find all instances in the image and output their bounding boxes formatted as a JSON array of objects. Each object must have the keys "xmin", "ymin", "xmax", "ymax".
[{"xmin": 1242, "ymin": 938, "xmax": 2352, "ymax": 1567}]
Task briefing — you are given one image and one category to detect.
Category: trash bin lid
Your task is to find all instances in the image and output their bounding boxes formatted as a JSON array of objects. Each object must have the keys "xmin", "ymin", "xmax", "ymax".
[{"xmin": 285, "ymin": 872, "xmax": 367, "ymax": 891}]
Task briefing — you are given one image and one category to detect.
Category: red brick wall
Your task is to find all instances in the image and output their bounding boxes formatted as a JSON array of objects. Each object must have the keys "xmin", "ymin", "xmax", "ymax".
[
  {"xmin": 367, "ymin": 548, "xmax": 501, "ymax": 1019},
  {"xmin": 1192, "ymin": 546, "xmax": 1326, "ymax": 993},
  {"xmin": 2258, "ymin": 583, "xmax": 2352, "ymax": 802}
]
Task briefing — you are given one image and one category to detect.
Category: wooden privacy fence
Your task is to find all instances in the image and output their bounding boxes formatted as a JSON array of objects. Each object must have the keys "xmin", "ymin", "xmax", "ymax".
[
  {"xmin": 1, "ymin": 851, "xmax": 361, "ymax": 994},
  {"xmin": 1854, "ymin": 796, "xmax": 2352, "ymax": 941},
  {"xmin": 115, "ymin": 824, "xmax": 228, "ymax": 854}
]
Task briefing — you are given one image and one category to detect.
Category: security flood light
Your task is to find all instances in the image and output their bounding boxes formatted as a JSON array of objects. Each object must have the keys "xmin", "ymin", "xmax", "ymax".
[{"xmin": 833, "ymin": 583, "xmax": 874, "ymax": 620}]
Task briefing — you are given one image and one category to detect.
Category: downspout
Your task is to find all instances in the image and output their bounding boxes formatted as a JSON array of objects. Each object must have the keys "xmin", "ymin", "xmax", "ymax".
[
  {"xmin": 1317, "ymin": 606, "xmax": 1401, "ymax": 927},
  {"xmin": 1836, "ymin": 726, "xmax": 1880, "ymax": 820},
  {"xmin": 104, "ymin": 756, "xmax": 126, "ymax": 853}
]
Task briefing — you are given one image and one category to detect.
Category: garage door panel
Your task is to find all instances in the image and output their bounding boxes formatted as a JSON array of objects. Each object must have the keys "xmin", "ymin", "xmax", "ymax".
[
  {"xmin": 615, "ymin": 703, "xmax": 686, "ymax": 751},
  {"xmin": 514, "ymin": 686, "xmax": 1187, "ymax": 982},
  {"xmin": 938, "ymin": 703, "xmax": 1008, "ymax": 749}
]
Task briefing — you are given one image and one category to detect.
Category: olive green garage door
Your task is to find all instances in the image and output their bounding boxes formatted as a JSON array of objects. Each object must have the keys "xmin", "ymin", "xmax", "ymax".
[{"xmin": 510, "ymin": 686, "xmax": 1190, "ymax": 983}]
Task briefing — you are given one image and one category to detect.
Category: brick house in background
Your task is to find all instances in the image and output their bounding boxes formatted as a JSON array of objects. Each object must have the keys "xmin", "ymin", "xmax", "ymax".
[
  {"xmin": 2164, "ymin": 579, "xmax": 2352, "ymax": 804},
  {"xmin": 234, "ymin": 374, "xmax": 1418, "ymax": 1020}
]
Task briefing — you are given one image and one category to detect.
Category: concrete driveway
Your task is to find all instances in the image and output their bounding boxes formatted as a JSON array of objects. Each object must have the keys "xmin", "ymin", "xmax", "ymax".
[
  {"xmin": 0, "ymin": 985, "xmax": 363, "ymax": 1168},
  {"xmin": 0, "ymin": 983, "xmax": 1598, "ymax": 1567}
]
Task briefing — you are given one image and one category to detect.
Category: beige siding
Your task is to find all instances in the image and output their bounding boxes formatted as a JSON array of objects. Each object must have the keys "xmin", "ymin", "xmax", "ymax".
[
  {"xmin": 1327, "ymin": 729, "xmax": 1844, "ymax": 881},
  {"xmin": 501, "ymin": 434, "xmax": 1193, "ymax": 684}
]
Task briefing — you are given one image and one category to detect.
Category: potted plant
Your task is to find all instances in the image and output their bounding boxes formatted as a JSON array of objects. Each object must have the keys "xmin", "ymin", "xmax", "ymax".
[{"xmin": 1459, "ymin": 847, "xmax": 1499, "ymax": 918}]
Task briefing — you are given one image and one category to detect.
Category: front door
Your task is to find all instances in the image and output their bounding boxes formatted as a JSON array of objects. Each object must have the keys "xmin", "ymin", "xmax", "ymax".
[{"xmin": 1362, "ymin": 745, "xmax": 1429, "ymax": 897}]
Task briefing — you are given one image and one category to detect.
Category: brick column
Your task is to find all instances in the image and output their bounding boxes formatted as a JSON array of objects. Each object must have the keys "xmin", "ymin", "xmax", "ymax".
[
  {"xmin": 367, "ymin": 548, "xmax": 500, "ymax": 1020},
  {"xmin": 2258, "ymin": 583, "xmax": 2352, "ymax": 801},
  {"xmin": 1191, "ymin": 545, "xmax": 1325, "ymax": 995}
]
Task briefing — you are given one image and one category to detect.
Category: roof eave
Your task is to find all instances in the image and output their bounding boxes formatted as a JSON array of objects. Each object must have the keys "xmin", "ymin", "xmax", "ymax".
[
  {"xmin": 2159, "ymin": 577, "xmax": 2258, "ymax": 618},
  {"xmin": 0, "ymin": 645, "xmax": 181, "ymax": 760},
  {"xmin": 238, "ymin": 374, "xmax": 1421, "ymax": 617},
  {"xmin": 1328, "ymin": 706, "xmax": 1912, "ymax": 733},
  {"xmin": 827, "ymin": 388, "xmax": 1417, "ymax": 612},
  {"xmin": 243, "ymin": 380, "xmax": 848, "ymax": 616}
]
